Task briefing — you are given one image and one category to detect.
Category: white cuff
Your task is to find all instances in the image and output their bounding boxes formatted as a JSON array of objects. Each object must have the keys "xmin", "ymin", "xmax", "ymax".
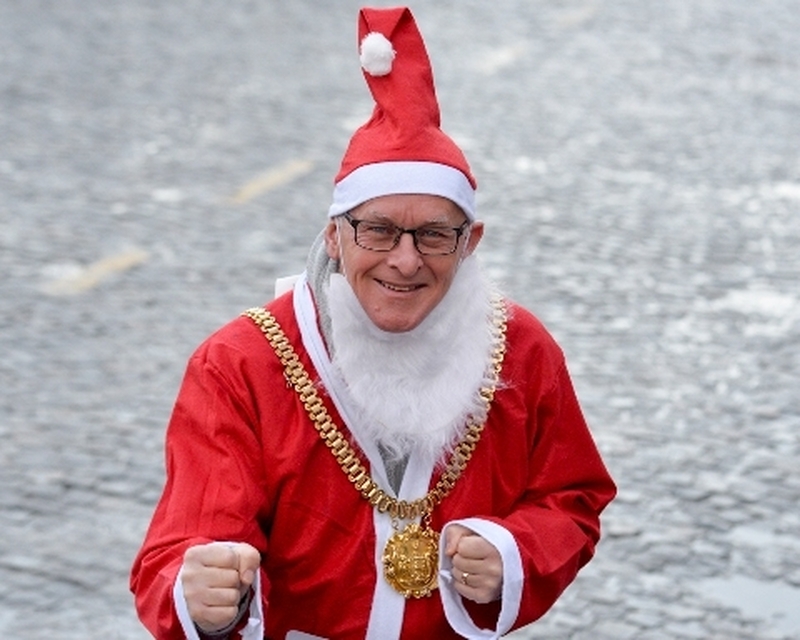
[{"xmin": 438, "ymin": 518, "xmax": 523, "ymax": 639}]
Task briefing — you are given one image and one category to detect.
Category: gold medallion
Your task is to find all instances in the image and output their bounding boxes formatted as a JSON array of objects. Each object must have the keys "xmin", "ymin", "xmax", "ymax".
[{"xmin": 382, "ymin": 522, "xmax": 440, "ymax": 598}]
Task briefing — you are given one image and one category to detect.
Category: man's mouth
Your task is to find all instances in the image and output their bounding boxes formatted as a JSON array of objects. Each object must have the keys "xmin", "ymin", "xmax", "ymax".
[{"xmin": 377, "ymin": 279, "xmax": 423, "ymax": 293}]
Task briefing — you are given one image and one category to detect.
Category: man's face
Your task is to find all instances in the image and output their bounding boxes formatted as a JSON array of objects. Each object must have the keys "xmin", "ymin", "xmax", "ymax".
[{"xmin": 324, "ymin": 193, "xmax": 484, "ymax": 333}]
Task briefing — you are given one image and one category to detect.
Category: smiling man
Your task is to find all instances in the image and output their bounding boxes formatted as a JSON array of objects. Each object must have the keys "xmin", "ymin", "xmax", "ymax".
[
  {"xmin": 131, "ymin": 7, "xmax": 615, "ymax": 640},
  {"xmin": 328, "ymin": 195, "xmax": 482, "ymax": 333}
]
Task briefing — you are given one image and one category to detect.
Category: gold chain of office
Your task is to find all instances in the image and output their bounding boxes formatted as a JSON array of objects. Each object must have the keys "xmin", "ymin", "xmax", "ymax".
[{"xmin": 242, "ymin": 296, "xmax": 507, "ymax": 597}]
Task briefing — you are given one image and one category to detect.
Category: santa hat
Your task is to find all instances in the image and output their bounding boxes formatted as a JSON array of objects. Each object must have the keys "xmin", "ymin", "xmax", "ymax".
[{"xmin": 328, "ymin": 7, "xmax": 477, "ymax": 220}]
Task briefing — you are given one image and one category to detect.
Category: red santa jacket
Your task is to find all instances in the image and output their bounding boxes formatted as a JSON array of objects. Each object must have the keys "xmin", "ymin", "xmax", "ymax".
[{"xmin": 130, "ymin": 290, "xmax": 616, "ymax": 639}]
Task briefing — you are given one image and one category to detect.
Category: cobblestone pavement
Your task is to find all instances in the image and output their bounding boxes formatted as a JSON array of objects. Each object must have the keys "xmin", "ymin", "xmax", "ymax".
[{"xmin": 1, "ymin": 1, "xmax": 799, "ymax": 638}]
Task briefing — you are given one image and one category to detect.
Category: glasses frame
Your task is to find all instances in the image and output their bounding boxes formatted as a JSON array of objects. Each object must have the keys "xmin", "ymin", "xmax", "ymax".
[{"xmin": 342, "ymin": 213, "xmax": 470, "ymax": 256}]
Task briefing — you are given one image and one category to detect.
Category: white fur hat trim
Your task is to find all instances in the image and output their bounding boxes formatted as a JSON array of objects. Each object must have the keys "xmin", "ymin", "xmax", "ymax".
[{"xmin": 328, "ymin": 161, "xmax": 476, "ymax": 220}]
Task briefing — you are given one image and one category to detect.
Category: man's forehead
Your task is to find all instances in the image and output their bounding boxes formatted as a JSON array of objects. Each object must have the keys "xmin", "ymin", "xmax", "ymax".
[{"xmin": 353, "ymin": 194, "xmax": 466, "ymax": 223}]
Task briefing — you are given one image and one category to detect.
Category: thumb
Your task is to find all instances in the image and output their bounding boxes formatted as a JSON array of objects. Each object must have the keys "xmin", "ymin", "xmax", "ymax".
[
  {"xmin": 232, "ymin": 542, "xmax": 261, "ymax": 587},
  {"xmin": 444, "ymin": 524, "xmax": 471, "ymax": 556}
]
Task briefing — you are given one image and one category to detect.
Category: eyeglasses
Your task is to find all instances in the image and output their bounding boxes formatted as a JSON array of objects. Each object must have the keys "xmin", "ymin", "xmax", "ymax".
[{"xmin": 342, "ymin": 213, "xmax": 470, "ymax": 256}]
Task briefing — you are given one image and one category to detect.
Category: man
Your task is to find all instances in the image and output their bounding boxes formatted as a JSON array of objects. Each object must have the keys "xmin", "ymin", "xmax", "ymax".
[{"xmin": 131, "ymin": 7, "xmax": 615, "ymax": 640}]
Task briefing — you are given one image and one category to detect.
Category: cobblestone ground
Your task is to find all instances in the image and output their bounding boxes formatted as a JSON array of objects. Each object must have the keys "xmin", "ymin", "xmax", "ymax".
[{"xmin": 1, "ymin": 1, "xmax": 798, "ymax": 638}]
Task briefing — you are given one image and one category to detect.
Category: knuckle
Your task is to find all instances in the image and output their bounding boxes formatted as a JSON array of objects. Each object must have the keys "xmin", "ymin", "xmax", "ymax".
[{"xmin": 183, "ymin": 545, "xmax": 202, "ymax": 562}]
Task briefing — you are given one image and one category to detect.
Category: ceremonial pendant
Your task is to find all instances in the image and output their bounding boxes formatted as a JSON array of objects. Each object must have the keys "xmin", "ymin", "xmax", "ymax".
[{"xmin": 382, "ymin": 522, "xmax": 440, "ymax": 598}]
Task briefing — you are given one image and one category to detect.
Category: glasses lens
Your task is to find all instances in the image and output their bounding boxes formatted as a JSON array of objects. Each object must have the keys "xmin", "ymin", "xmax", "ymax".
[
  {"xmin": 415, "ymin": 227, "xmax": 459, "ymax": 255},
  {"xmin": 355, "ymin": 222, "xmax": 399, "ymax": 251}
]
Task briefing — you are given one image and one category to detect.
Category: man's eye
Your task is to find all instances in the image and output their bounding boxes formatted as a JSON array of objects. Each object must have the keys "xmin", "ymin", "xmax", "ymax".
[
  {"xmin": 363, "ymin": 224, "xmax": 396, "ymax": 236},
  {"xmin": 417, "ymin": 228, "xmax": 450, "ymax": 240}
]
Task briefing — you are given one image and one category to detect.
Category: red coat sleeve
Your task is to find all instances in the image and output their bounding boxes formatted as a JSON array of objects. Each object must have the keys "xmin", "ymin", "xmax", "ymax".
[
  {"xmin": 130, "ymin": 325, "xmax": 271, "ymax": 639},
  {"xmin": 456, "ymin": 303, "xmax": 616, "ymax": 630},
  {"xmin": 507, "ymin": 362, "xmax": 615, "ymax": 624}
]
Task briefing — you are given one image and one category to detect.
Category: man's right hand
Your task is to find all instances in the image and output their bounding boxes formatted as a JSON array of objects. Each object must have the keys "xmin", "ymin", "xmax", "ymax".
[{"xmin": 181, "ymin": 541, "xmax": 261, "ymax": 634}]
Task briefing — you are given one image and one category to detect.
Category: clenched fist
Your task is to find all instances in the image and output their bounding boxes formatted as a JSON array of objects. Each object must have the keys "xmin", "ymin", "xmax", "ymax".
[
  {"xmin": 181, "ymin": 541, "xmax": 261, "ymax": 634},
  {"xmin": 444, "ymin": 524, "xmax": 503, "ymax": 604}
]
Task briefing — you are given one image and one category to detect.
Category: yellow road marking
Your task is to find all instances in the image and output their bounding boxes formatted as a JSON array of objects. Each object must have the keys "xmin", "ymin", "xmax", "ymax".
[
  {"xmin": 232, "ymin": 159, "xmax": 314, "ymax": 204},
  {"xmin": 42, "ymin": 247, "xmax": 149, "ymax": 295}
]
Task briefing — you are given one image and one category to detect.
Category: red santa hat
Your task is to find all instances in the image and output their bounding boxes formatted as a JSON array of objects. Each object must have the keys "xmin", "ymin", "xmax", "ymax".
[{"xmin": 328, "ymin": 7, "xmax": 477, "ymax": 220}]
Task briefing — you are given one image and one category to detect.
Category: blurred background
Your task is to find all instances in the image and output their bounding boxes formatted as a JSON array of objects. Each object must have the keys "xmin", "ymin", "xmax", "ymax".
[{"xmin": 1, "ymin": 1, "xmax": 798, "ymax": 638}]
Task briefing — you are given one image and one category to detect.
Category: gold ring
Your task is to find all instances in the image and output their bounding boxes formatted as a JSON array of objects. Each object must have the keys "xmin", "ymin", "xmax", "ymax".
[{"xmin": 461, "ymin": 571, "xmax": 470, "ymax": 586}]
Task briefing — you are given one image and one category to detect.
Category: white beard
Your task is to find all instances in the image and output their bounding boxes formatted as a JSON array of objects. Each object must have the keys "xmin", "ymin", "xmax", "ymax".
[{"xmin": 327, "ymin": 256, "xmax": 496, "ymax": 469}]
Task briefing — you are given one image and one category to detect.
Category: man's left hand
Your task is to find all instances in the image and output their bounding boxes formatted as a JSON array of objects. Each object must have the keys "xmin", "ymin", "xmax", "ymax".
[{"xmin": 444, "ymin": 524, "xmax": 503, "ymax": 603}]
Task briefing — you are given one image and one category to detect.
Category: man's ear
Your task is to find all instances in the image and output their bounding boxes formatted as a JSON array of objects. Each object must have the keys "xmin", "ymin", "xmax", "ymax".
[
  {"xmin": 324, "ymin": 220, "xmax": 340, "ymax": 260},
  {"xmin": 464, "ymin": 221, "xmax": 484, "ymax": 257}
]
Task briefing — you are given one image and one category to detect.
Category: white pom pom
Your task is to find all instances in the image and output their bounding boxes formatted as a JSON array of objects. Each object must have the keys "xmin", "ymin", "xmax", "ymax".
[{"xmin": 359, "ymin": 32, "xmax": 396, "ymax": 76}]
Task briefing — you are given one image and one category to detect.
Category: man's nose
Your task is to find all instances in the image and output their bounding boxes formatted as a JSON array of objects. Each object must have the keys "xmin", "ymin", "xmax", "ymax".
[{"xmin": 387, "ymin": 231, "xmax": 423, "ymax": 273}]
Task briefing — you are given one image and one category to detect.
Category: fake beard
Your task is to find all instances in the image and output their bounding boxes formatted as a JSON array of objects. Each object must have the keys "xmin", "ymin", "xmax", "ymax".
[{"xmin": 327, "ymin": 256, "xmax": 496, "ymax": 468}]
